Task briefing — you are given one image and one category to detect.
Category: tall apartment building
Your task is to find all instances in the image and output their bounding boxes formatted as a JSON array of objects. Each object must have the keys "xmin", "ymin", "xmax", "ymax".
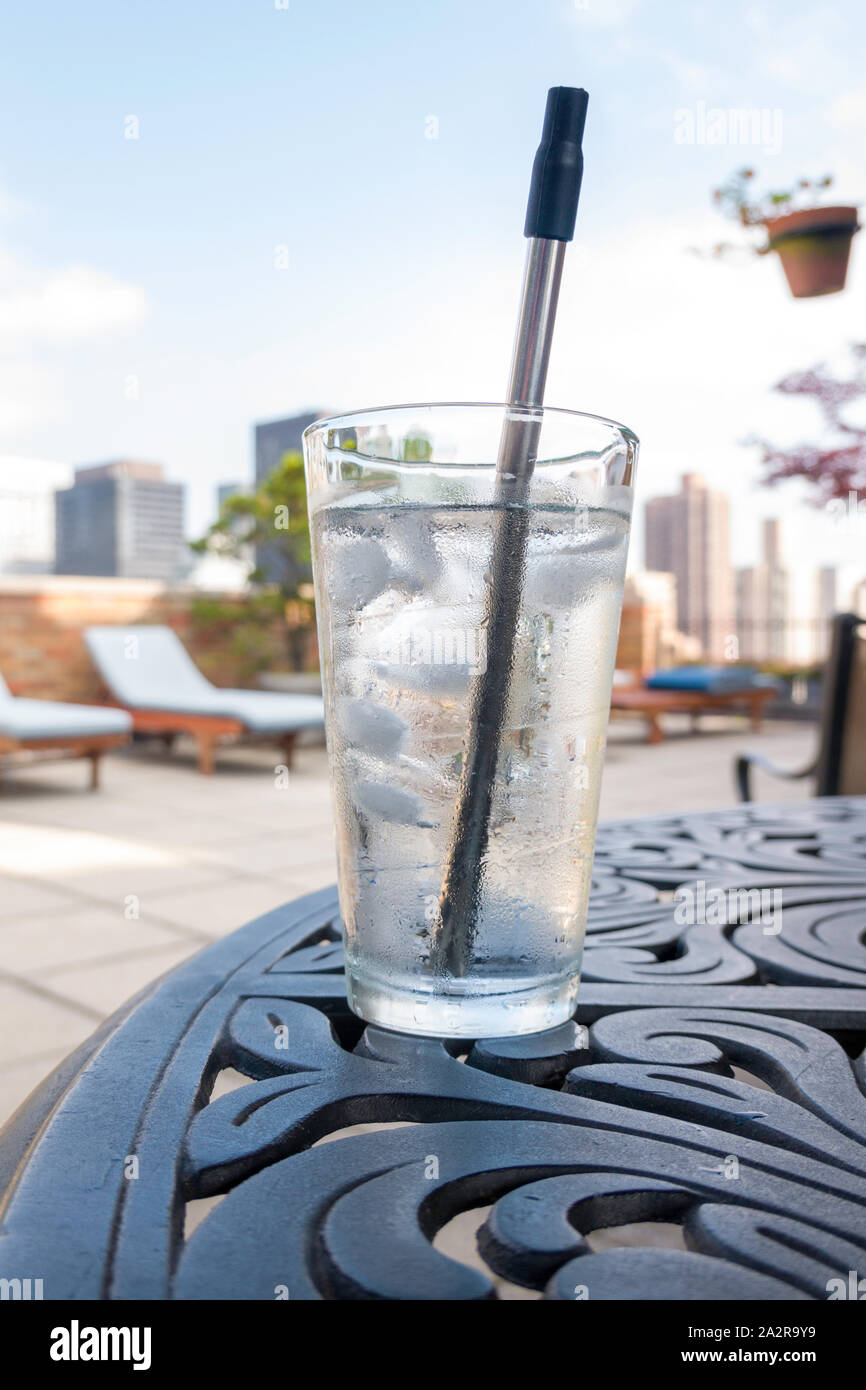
[
  {"xmin": 815, "ymin": 566, "xmax": 838, "ymax": 661},
  {"xmin": 54, "ymin": 461, "xmax": 186, "ymax": 581},
  {"xmin": 253, "ymin": 411, "xmax": 328, "ymax": 583},
  {"xmin": 736, "ymin": 518, "xmax": 791, "ymax": 662},
  {"xmin": 254, "ymin": 412, "xmax": 323, "ymax": 486},
  {"xmin": 644, "ymin": 473, "xmax": 734, "ymax": 660}
]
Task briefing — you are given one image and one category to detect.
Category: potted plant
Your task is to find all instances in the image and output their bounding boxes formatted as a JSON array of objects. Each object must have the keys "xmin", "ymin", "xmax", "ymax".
[{"xmin": 712, "ymin": 168, "xmax": 859, "ymax": 298}]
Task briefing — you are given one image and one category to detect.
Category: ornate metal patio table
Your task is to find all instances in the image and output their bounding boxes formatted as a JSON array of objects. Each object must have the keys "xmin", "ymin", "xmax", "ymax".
[{"xmin": 2, "ymin": 796, "xmax": 866, "ymax": 1300}]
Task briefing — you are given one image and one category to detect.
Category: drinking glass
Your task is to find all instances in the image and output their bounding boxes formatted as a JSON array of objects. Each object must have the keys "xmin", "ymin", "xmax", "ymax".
[{"xmin": 304, "ymin": 403, "xmax": 637, "ymax": 1037}]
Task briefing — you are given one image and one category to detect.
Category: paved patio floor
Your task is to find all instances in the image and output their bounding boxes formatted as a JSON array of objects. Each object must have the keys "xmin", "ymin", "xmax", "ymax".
[{"xmin": 0, "ymin": 714, "xmax": 816, "ymax": 1126}]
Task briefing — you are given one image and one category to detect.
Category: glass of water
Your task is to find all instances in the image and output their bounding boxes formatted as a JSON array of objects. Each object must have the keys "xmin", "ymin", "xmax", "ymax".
[{"xmin": 303, "ymin": 404, "xmax": 637, "ymax": 1038}]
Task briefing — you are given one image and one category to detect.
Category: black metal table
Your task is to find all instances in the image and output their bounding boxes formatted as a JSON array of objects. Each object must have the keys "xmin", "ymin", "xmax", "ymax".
[{"xmin": 2, "ymin": 797, "xmax": 866, "ymax": 1300}]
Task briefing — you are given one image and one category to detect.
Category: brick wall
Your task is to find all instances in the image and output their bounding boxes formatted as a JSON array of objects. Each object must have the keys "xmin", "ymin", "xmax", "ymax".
[
  {"xmin": 616, "ymin": 603, "xmax": 654, "ymax": 674},
  {"xmin": 0, "ymin": 578, "xmax": 315, "ymax": 702},
  {"xmin": 0, "ymin": 576, "xmax": 688, "ymax": 703},
  {"xmin": 616, "ymin": 602, "xmax": 703, "ymax": 674}
]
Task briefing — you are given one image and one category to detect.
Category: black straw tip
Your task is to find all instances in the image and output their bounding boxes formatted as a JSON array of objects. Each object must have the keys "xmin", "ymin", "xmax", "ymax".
[{"xmin": 524, "ymin": 86, "xmax": 588, "ymax": 243}]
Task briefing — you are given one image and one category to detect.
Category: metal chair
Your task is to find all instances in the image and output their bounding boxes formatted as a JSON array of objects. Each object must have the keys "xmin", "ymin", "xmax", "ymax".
[{"xmin": 736, "ymin": 612, "xmax": 866, "ymax": 801}]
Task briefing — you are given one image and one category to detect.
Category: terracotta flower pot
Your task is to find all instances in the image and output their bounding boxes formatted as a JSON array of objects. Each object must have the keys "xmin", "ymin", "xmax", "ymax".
[{"xmin": 763, "ymin": 205, "xmax": 860, "ymax": 298}]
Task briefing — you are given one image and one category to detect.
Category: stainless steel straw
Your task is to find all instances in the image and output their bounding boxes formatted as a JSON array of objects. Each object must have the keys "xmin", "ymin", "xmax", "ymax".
[{"xmin": 432, "ymin": 87, "xmax": 589, "ymax": 977}]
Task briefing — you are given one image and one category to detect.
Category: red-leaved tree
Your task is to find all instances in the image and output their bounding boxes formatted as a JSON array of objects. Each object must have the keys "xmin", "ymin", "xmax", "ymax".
[{"xmin": 749, "ymin": 344, "xmax": 866, "ymax": 503}]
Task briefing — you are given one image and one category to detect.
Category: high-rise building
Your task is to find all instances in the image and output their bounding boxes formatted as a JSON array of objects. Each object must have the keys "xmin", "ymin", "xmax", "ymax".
[
  {"xmin": 54, "ymin": 461, "xmax": 186, "ymax": 581},
  {"xmin": 644, "ymin": 473, "xmax": 734, "ymax": 659},
  {"xmin": 763, "ymin": 517, "xmax": 781, "ymax": 569},
  {"xmin": 0, "ymin": 457, "xmax": 71, "ymax": 573},
  {"xmin": 736, "ymin": 518, "xmax": 791, "ymax": 661},
  {"xmin": 253, "ymin": 411, "xmax": 328, "ymax": 584},
  {"xmin": 217, "ymin": 482, "xmax": 243, "ymax": 511},
  {"xmin": 815, "ymin": 566, "xmax": 838, "ymax": 661},
  {"xmin": 254, "ymin": 412, "xmax": 322, "ymax": 486}
]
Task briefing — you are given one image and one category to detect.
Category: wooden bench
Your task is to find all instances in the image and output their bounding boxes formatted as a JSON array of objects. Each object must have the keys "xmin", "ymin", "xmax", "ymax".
[
  {"xmin": 610, "ymin": 683, "xmax": 776, "ymax": 744},
  {"xmin": 0, "ymin": 731, "xmax": 129, "ymax": 789}
]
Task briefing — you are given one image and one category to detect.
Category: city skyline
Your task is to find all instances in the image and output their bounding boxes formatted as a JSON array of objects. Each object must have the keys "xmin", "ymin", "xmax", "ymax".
[
  {"xmin": 0, "ymin": 1, "xmax": 864, "ymax": 580},
  {"xmin": 645, "ymin": 472, "xmax": 734, "ymax": 660},
  {"xmin": 2, "ymin": 439, "xmax": 860, "ymax": 671}
]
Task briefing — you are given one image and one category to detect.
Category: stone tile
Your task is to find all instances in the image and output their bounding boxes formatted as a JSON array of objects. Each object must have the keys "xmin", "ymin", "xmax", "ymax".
[
  {"xmin": 144, "ymin": 877, "xmax": 294, "ymax": 937},
  {"xmin": 0, "ymin": 906, "xmax": 191, "ymax": 974},
  {"xmin": 0, "ymin": 821, "xmax": 180, "ymax": 880},
  {"xmin": 0, "ymin": 980, "xmax": 97, "ymax": 1064},
  {"xmin": 191, "ymin": 833, "xmax": 336, "ymax": 883},
  {"xmin": 280, "ymin": 864, "xmax": 338, "ymax": 894},
  {"xmin": 0, "ymin": 793, "xmax": 172, "ymax": 835},
  {"xmin": 599, "ymin": 720, "xmax": 814, "ymax": 819},
  {"xmin": 42, "ymin": 942, "xmax": 202, "ymax": 1014},
  {"xmin": 0, "ymin": 876, "xmax": 74, "ymax": 921},
  {"xmin": 53, "ymin": 861, "xmax": 232, "ymax": 907},
  {"xmin": 132, "ymin": 818, "xmax": 258, "ymax": 850}
]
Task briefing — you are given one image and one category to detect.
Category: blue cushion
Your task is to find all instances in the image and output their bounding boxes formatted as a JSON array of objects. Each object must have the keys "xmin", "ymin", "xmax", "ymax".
[
  {"xmin": 0, "ymin": 698, "xmax": 131, "ymax": 742},
  {"xmin": 646, "ymin": 665, "xmax": 765, "ymax": 694}
]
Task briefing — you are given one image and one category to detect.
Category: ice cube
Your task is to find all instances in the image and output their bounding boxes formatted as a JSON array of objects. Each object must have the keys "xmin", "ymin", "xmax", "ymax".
[
  {"xmin": 396, "ymin": 752, "xmax": 454, "ymax": 801},
  {"xmin": 354, "ymin": 780, "xmax": 426, "ymax": 826},
  {"xmin": 524, "ymin": 548, "xmax": 616, "ymax": 610},
  {"xmin": 340, "ymin": 697, "xmax": 407, "ymax": 758},
  {"xmin": 388, "ymin": 510, "xmax": 442, "ymax": 592},
  {"xmin": 328, "ymin": 537, "xmax": 392, "ymax": 610}
]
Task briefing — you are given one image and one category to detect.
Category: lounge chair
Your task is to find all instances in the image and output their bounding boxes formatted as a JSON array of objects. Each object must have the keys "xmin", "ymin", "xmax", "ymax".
[
  {"xmin": 736, "ymin": 612, "xmax": 866, "ymax": 799},
  {"xmin": 84, "ymin": 625, "xmax": 325, "ymax": 775},
  {"xmin": 610, "ymin": 666, "xmax": 777, "ymax": 744},
  {"xmin": 0, "ymin": 672, "xmax": 131, "ymax": 789}
]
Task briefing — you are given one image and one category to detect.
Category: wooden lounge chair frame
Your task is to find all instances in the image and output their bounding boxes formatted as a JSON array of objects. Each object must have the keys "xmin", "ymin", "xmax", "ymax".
[
  {"xmin": 126, "ymin": 708, "xmax": 301, "ymax": 777},
  {"xmin": 610, "ymin": 682, "xmax": 775, "ymax": 745},
  {"xmin": 0, "ymin": 732, "xmax": 129, "ymax": 790}
]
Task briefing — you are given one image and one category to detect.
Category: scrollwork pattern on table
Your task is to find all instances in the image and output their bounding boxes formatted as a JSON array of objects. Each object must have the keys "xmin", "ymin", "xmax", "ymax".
[{"xmin": 2, "ymin": 798, "xmax": 866, "ymax": 1299}]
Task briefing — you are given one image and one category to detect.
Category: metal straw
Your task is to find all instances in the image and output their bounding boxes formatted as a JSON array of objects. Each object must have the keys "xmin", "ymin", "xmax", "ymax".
[{"xmin": 432, "ymin": 87, "xmax": 588, "ymax": 977}]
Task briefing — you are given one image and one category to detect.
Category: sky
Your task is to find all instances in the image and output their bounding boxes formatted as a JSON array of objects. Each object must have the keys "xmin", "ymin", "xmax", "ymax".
[{"xmin": 0, "ymin": 0, "xmax": 864, "ymax": 588}]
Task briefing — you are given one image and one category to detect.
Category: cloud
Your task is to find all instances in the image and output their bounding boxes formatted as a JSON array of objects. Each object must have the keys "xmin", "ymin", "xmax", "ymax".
[
  {"xmin": 0, "ymin": 361, "xmax": 61, "ymax": 432},
  {"xmin": 569, "ymin": 0, "xmax": 644, "ymax": 31},
  {"xmin": 0, "ymin": 218, "xmax": 149, "ymax": 434},
  {"xmin": 825, "ymin": 88, "xmax": 866, "ymax": 130},
  {"xmin": 0, "ymin": 264, "xmax": 148, "ymax": 346},
  {"xmin": 612, "ymin": 34, "xmax": 717, "ymax": 93}
]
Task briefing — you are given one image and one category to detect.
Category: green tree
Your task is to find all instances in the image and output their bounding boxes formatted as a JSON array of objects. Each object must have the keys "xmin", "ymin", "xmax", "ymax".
[{"xmin": 192, "ymin": 451, "xmax": 316, "ymax": 672}]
